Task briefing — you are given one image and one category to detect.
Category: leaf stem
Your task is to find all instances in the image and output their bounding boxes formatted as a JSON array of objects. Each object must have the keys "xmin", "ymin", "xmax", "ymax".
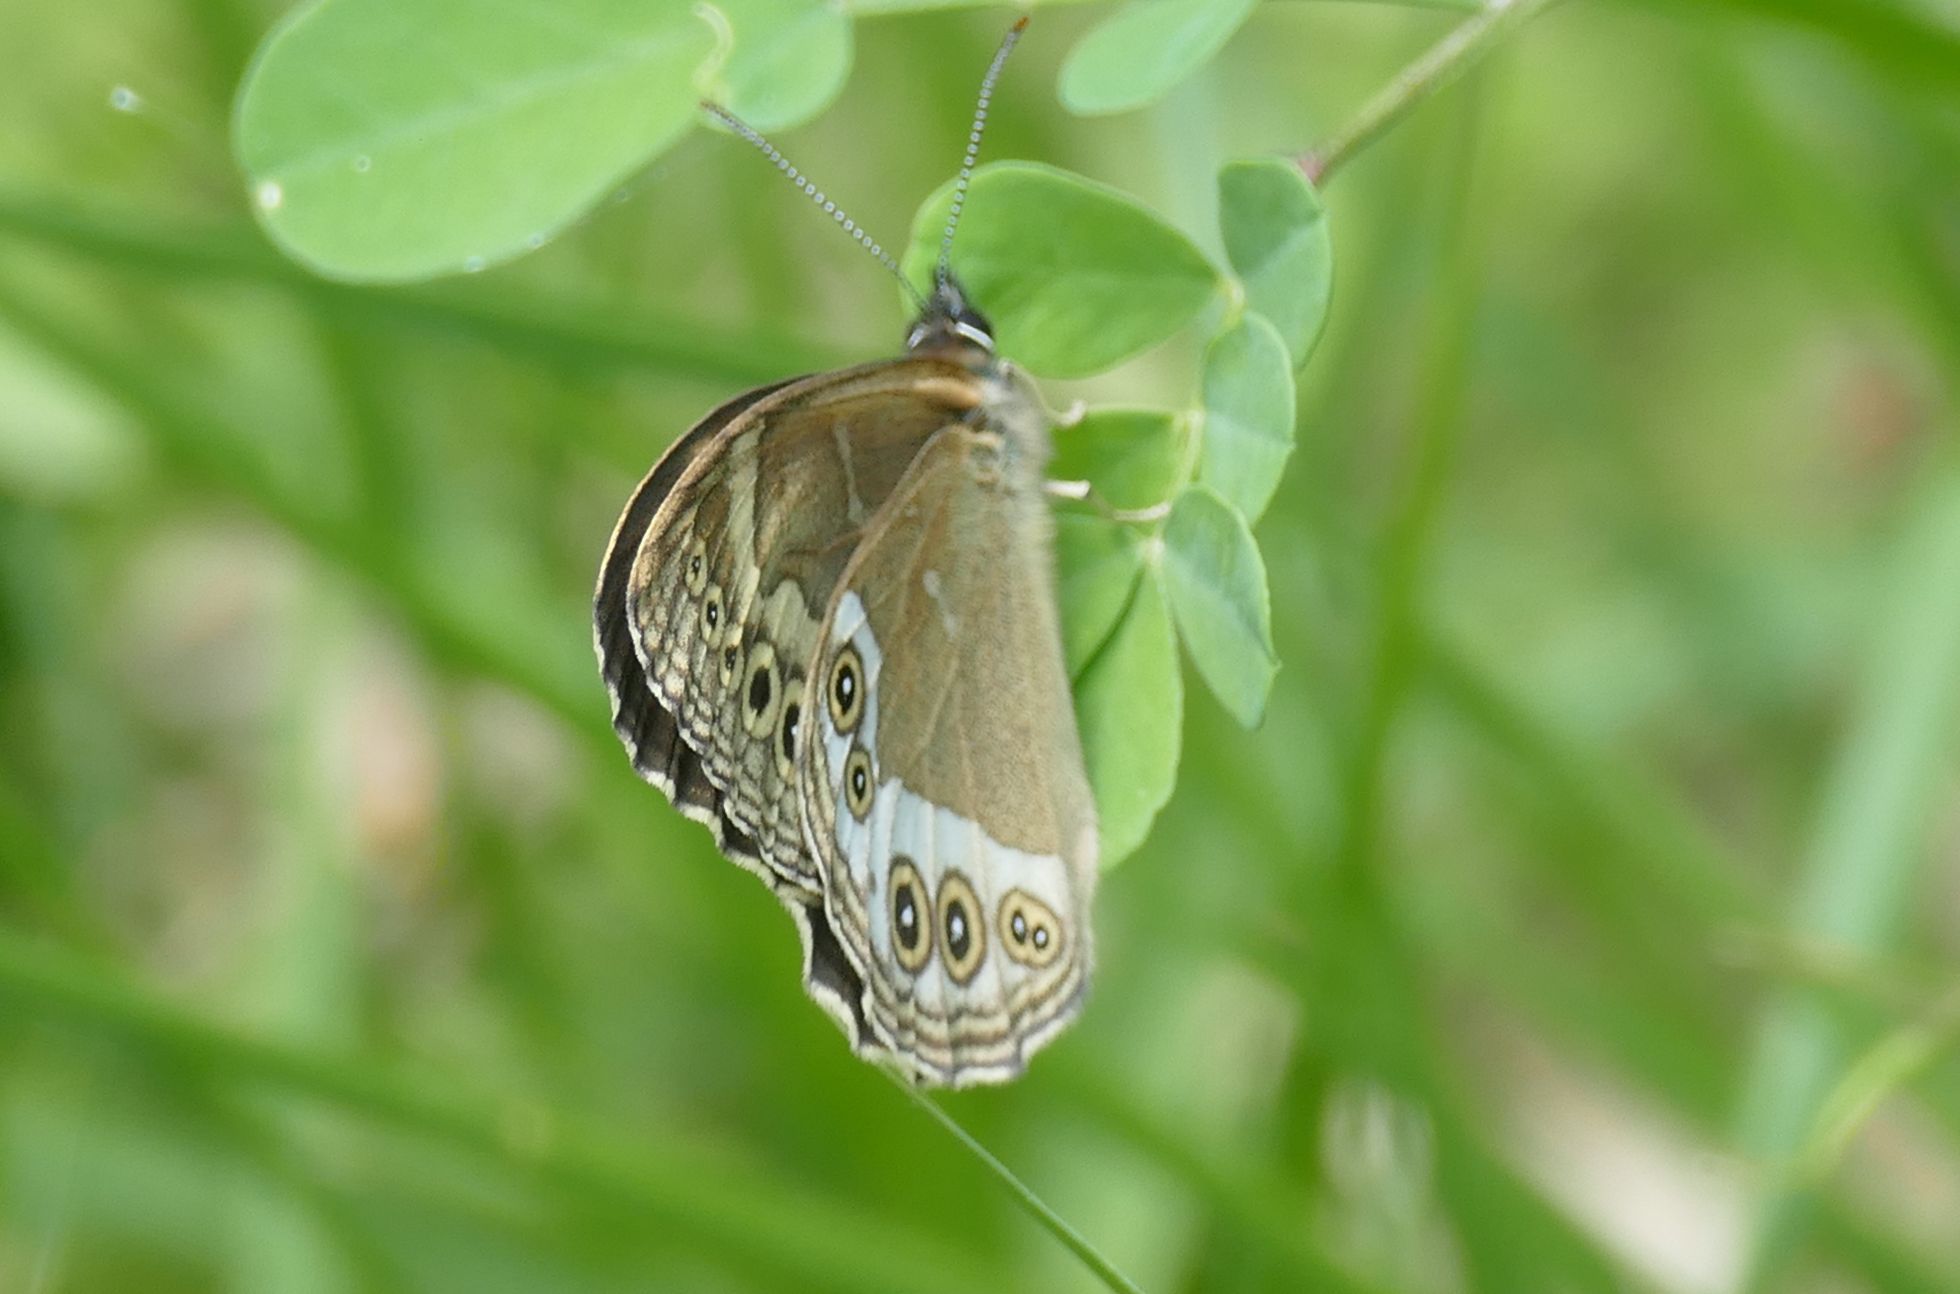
[
  {"xmin": 1301, "ymin": 0, "xmax": 1560, "ymax": 185},
  {"xmin": 891, "ymin": 1074, "xmax": 1147, "ymax": 1294}
]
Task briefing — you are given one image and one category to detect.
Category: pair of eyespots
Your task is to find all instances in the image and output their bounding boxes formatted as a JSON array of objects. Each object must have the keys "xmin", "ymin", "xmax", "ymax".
[
  {"xmin": 737, "ymin": 650, "xmax": 803, "ymax": 780},
  {"xmin": 998, "ymin": 889, "xmax": 1063, "ymax": 969},
  {"xmin": 888, "ymin": 861, "xmax": 986, "ymax": 984},
  {"xmin": 825, "ymin": 641, "xmax": 875, "ymax": 818}
]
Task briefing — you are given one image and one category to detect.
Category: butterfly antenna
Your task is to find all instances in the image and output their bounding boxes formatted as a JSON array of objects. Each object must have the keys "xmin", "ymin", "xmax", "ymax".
[
  {"xmin": 936, "ymin": 16, "xmax": 1029, "ymax": 292},
  {"xmin": 701, "ymin": 101, "xmax": 927, "ymax": 313}
]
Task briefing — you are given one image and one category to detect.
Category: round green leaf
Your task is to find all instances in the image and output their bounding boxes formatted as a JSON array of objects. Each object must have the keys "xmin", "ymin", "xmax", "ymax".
[
  {"xmin": 1050, "ymin": 409, "xmax": 1189, "ymax": 512},
  {"xmin": 1160, "ymin": 485, "xmax": 1277, "ymax": 728},
  {"xmin": 1199, "ymin": 312, "xmax": 1295, "ymax": 522},
  {"xmin": 235, "ymin": 0, "xmax": 714, "ymax": 282},
  {"xmin": 1074, "ymin": 570, "xmax": 1182, "ymax": 868},
  {"xmin": 903, "ymin": 162, "xmax": 1220, "ymax": 378},
  {"xmin": 1056, "ymin": 513, "xmax": 1146, "ymax": 679},
  {"xmin": 1060, "ymin": 0, "xmax": 1260, "ymax": 117},
  {"xmin": 710, "ymin": 0, "xmax": 853, "ymax": 132},
  {"xmin": 1219, "ymin": 158, "xmax": 1333, "ymax": 367}
]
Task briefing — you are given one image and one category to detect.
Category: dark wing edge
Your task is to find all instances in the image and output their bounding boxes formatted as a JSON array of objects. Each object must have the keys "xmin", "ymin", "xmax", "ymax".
[{"xmin": 592, "ymin": 378, "xmax": 873, "ymax": 1052}]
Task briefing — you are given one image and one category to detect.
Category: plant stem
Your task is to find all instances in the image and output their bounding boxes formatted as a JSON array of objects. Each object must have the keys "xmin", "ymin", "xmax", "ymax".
[
  {"xmin": 0, "ymin": 187, "xmax": 848, "ymax": 382},
  {"xmin": 1302, "ymin": 0, "xmax": 1561, "ymax": 185},
  {"xmin": 891, "ymin": 1075, "xmax": 1147, "ymax": 1294},
  {"xmin": 1733, "ymin": 473, "xmax": 1960, "ymax": 1290}
]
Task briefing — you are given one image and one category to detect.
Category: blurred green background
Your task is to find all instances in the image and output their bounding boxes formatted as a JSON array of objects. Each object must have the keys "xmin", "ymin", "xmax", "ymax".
[{"xmin": 2, "ymin": 0, "xmax": 1958, "ymax": 1291}]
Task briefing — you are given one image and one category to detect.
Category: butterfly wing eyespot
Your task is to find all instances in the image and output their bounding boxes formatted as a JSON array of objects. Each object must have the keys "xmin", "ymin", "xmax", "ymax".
[
  {"xmin": 776, "ymin": 677, "xmax": 804, "ymax": 777},
  {"xmin": 827, "ymin": 643, "xmax": 865, "ymax": 733},
  {"xmin": 684, "ymin": 537, "xmax": 708, "ymax": 596},
  {"xmin": 888, "ymin": 856, "xmax": 932, "ymax": 973},
  {"xmin": 937, "ymin": 871, "xmax": 985, "ymax": 985},
  {"xmin": 701, "ymin": 583, "xmax": 724, "ymax": 637},
  {"xmin": 718, "ymin": 632, "xmax": 743, "ymax": 688},
  {"xmin": 843, "ymin": 745, "xmax": 875, "ymax": 818},
  {"xmin": 998, "ymin": 889, "xmax": 1063, "ymax": 969},
  {"xmin": 742, "ymin": 641, "xmax": 779, "ymax": 737}
]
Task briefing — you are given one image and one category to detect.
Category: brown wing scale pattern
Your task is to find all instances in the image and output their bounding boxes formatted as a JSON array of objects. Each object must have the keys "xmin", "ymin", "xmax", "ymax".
[{"xmin": 620, "ymin": 360, "xmax": 982, "ymax": 893}]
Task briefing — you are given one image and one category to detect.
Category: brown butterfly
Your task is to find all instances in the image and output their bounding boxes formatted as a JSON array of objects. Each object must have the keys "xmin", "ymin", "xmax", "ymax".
[{"xmin": 594, "ymin": 21, "xmax": 1096, "ymax": 1087}]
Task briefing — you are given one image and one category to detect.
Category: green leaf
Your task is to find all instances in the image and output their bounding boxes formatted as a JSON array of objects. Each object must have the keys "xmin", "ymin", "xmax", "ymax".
[
  {"xmin": 842, "ymin": 0, "xmax": 987, "ymax": 11},
  {"xmin": 1159, "ymin": 485, "xmax": 1277, "ymax": 727},
  {"xmin": 904, "ymin": 162, "xmax": 1219, "ymax": 378},
  {"xmin": 1198, "ymin": 313, "xmax": 1295, "ymax": 522},
  {"xmin": 1218, "ymin": 158, "xmax": 1333, "ymax": 367},
  {"xmin": 1074, "ymin": 571, "xmax": 1181, "ymax": 868},
  {"xmin": 1056, "ymin": 513, "xmax": 1146, "ymax": 679},
  {"xmin": 710, "ymin": 0, "xmax": 853, "ymax": 132},
  {"xmin": 1059, "ymin": 0, "xmax": 1261, "ymax": 117},
  {"xmin": 1050, "ymin": 409, "xmax": 1188, "ymax": 512},
  {"xmin": 235, "ymin": 0, "xmax": 714, "ymax": 282}
]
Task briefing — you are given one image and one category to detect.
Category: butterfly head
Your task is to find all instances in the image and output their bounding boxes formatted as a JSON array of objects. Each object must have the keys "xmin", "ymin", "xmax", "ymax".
[{"xmin": 906, "ymin": 274, "xmax": 995, "ymax": 357}]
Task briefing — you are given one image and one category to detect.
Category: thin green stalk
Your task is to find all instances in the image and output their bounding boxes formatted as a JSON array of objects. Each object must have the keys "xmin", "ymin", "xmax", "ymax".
[
  {"xmin": 0, "ymin": 276, "xmax": 600, "ymax": 742},
  {"xmin": 0, "ymin": 928, "xmax": 997, "ymax": 1294},
  {"xmin": 0, "ymin": 188, "xmax": 849, "ymax": 382},
  {"xmin": 1797, "ymin": 983, "xmax": 1960, "ymax": 1185},
  {"xmin": 892, "ymin": 1075, "xmax": 1146, "ymax": 1294},
  {"xmin": 1416, "ymin": 628, "xmax": 1764, "ymax": 922},
  {"xmin": 1047, "ymin": 1061, "xmax": 1400, "ymax": 1294},
  {"xmin": 1735, "ymin": 473, "xmax": 1960, "ymax": 1290},
  {"xmin": 1302, "ymin": 0, "xmax": 1561, "ymax": 184},
  {"xmin": 1332, "ymin": 95, "xmax": 1480, "ymax": 878}
]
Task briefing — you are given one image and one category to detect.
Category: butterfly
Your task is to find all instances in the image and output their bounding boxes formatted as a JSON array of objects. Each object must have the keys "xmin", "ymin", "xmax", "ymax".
[{"xmin": 592, "ymin": 21, "xmax": 1098, "ymax": 1088}]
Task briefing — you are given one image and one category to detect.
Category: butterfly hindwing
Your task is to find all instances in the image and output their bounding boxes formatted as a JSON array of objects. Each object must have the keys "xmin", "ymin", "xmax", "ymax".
[{"xmin": 799, "ymin": 363, "xmax": 1098, "ymax": 1087}]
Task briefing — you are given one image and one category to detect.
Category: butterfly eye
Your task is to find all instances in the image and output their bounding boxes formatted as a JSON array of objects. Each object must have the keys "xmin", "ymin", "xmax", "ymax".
[
  {"xmin": 938, "ymin": 872, "xmax": 984, "ymax": 985},
  {"xmin": 776, "ymin": 679, "xmax": 803, "ymax": 776},
  {"xmin": 844, "ymin": 746, "xmax": 874, "ymax": 818},
  {"xmin": 888, "ymin": 856, "xmax": 931, "ymax": 973},
  {"xmin": 999, "ymin": 890, "xmax": 1063, "ymax": 969},
  {"xmin": 742, "ymin": 642, "xmax": 779, "ymax": 737},
  {"xmin": 683, "ymin": 539, "xmax": 707, "ymax": 595},
  {"xmin": 828, "ymin": 644, "xmax": 864, "ymax": 733}
]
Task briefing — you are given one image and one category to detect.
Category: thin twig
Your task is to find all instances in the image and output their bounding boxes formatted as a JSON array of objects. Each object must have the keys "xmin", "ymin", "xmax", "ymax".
[
  {"xmin": 890, "ymin": 1073, "xmax": 1147, "ymax": 1294},
  {"xmin": 1301, "ymin": 0, "xmax": 1560, "ymax": 185}
]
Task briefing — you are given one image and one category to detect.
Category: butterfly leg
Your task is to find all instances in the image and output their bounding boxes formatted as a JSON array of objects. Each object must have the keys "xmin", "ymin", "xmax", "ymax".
[{"xmin": 1043, "ymin": 477, "xmax": 1170, "ymax": 523}]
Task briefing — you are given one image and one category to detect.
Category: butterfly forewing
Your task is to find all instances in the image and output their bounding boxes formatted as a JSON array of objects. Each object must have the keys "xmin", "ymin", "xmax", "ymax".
[
  {"xmin": 596, "ymin": 380, "xmax": 793, "ymax": 861},
  {"xmin": 618, "ymin": 360, "xmax": 988, "ymax": 894}
]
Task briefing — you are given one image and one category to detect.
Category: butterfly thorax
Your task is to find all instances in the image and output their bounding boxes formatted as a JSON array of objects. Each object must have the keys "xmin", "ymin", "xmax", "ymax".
[{"xmin": 904, "ymin": 278, "xmax": 1054, "ymax": 500}]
